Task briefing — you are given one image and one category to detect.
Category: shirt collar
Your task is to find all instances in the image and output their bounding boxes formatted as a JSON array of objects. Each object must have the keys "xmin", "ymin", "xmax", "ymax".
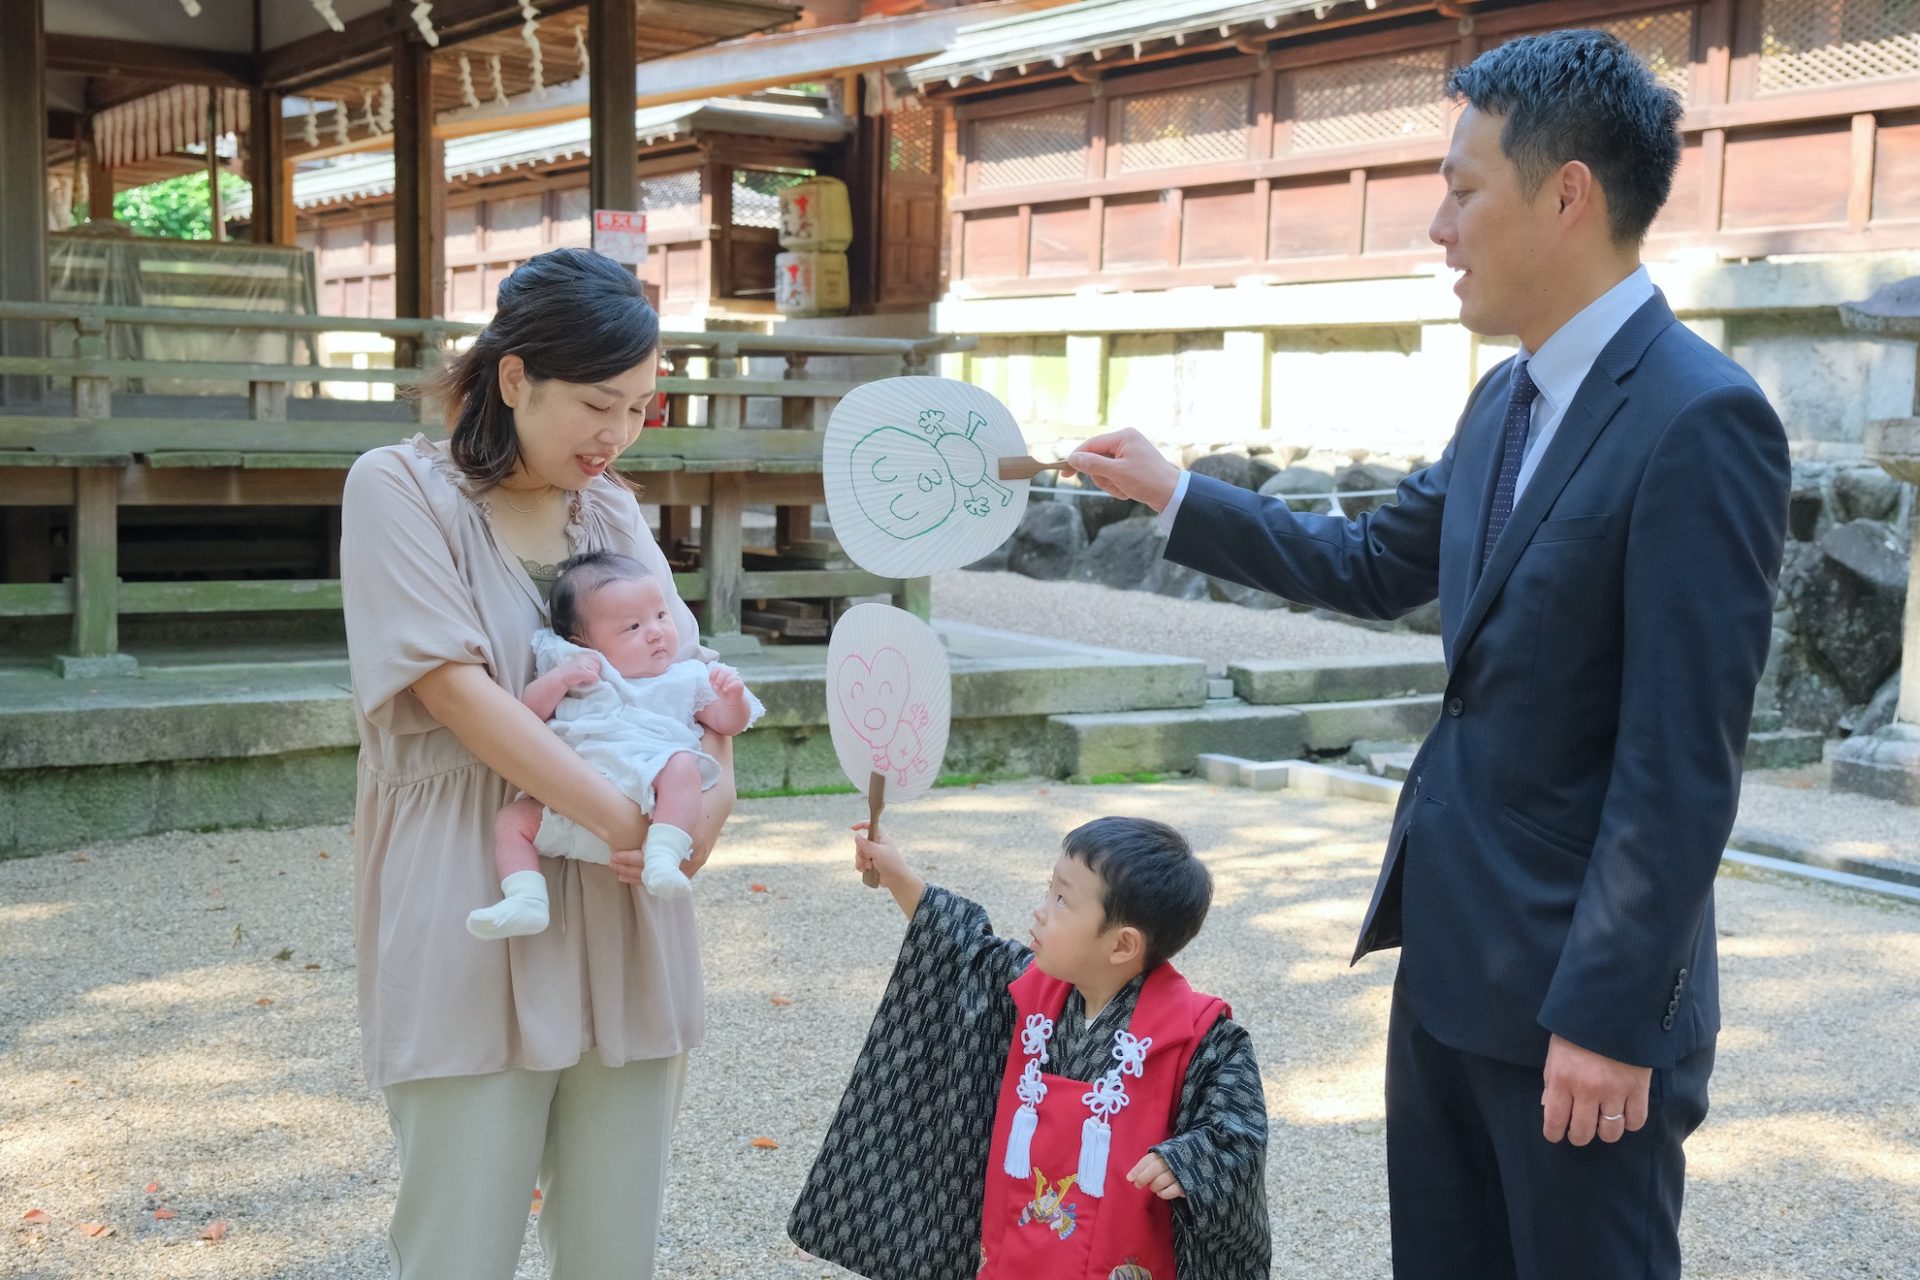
[{"xmin": 1520, "ymin": 266, "xmax": 1656, "ymax": 416}]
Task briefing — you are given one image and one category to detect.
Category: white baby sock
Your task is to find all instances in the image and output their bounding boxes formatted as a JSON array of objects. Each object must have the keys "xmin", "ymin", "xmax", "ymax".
[
  {"xmin": 466, "ymin": 870, "xmax": 551, "ymax": 939},
  {"xmin": 641, "ymin": 823, "xmax": 694, "ymax": 899}
]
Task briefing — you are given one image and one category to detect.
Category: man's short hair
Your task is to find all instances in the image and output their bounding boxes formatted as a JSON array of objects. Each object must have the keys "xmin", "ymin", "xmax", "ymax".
[
  {"xmin": 549, "ymin": 550, "xmax": 652, "ymax": 644},
  {"xmin": 1447, "ymin": 29, "xmax": 1684, "ymax": 244},
  {"xmin": 1062, "ymin": 816, "xmax": 1212, "ymax": 970}
]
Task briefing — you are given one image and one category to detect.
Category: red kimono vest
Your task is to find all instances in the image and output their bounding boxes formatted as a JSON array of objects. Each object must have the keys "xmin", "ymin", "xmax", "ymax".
[{"xmin": 978, "ymin": 963, "xmax": 1228, "ymax": 1280}]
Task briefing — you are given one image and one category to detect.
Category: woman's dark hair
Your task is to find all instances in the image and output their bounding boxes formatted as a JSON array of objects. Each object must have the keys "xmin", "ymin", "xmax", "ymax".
[
  {"xmin": 548, "ymin": 550, "xmax": 654, "ymax": 644},
  {"xmin": 1062, "ymin": 816, "xmax": 1212, "ymax": 970},
  {"xmin": 1447, "ymin": 29, "xmax": 1683, "ymax": 245},
  {"xmin": 431, "ymin": 247, "xmax": 659, "ymax": 489}
]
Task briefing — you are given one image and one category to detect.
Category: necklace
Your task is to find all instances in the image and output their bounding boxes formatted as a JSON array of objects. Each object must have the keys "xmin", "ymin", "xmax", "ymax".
[{"xmin": 499, "ymin": 486, "xmax": 555, "ymax": 514}]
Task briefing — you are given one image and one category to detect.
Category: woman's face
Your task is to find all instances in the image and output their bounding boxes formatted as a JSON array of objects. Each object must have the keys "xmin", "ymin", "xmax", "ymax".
[{"xmin": 498, "ymin": 354, "xmax": 658, "ymax": 491}]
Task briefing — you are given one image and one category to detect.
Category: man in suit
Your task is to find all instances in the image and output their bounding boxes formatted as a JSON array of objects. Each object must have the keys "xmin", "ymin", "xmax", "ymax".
[{"xmin": 1067, "ymin": 30, "xmax": 1790, "ymax": 1280}]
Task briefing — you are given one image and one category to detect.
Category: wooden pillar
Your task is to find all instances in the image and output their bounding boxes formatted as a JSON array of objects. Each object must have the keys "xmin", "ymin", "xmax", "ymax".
[
  {"xmin": 392, "ymin": 26, "xmax": 444, "ymax": 363},
  {"xmin": 835, "ymin": 72, "xmax": 884, "ymax": 313},
  {"xmin": 248, "ymin": 88, "xmax": 294, "ymax": 245},
  {"xmin": 701, "ymin": 472, "xmax": 747, "ymax": 648},
  {"xmin": 0, "ymin": 0, "xmax": 47, "ymax": 405},
  {"xmin": 55, "ymin": 467, "xmax": 136, "ymax": 677},
  {"xmin": 206, "ymin": 96, "xmax": 226, "ymax": 242},
  {"xmin": 589, "ymin": 0, "xmax": 638, "ymax": 215}
]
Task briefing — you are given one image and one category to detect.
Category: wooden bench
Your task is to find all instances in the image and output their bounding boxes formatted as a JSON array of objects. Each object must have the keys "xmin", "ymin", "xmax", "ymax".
[{"xmin": 0, "ymin": 301, "xmax": 966, "ymax": 674}]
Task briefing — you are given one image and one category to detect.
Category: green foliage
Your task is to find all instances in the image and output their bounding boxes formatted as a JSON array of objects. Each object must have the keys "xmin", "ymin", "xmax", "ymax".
[
  {"xmin": 111, "ymin": 171, "xmax": 251, "ymax": 241},
  {"xmin": 1073, "ymin": 772, "xmax": 1167, "ymax": 786}
]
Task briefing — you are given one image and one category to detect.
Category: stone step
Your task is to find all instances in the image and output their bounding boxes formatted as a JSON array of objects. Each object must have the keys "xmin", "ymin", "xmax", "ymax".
[
  {"xmin": 1229, "ymin": 656, "xmax": 1449, "ymax": 705},
  {"xmin": 1743, "ymin": 729, "xmax": 1827, "ymax": 771},
  {"xmin": 1046, "ymin": 705, "xmax": 1307, "ymax": 780},
  {"xmin": 1294, "ymin": 695, "xmax": 1441, "ymax": 751}
]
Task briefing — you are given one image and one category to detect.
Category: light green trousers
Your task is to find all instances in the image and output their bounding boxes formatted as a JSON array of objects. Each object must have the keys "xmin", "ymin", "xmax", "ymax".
[{"xmin": 382, "ymin": 1052, "xmax": 688, "ymax": 1280}]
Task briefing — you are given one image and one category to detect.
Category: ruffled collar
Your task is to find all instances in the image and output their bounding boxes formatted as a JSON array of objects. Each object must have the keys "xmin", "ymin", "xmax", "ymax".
[{"xmin": 407, "ymin": 432, "xmax": 597, "ymax": 555}]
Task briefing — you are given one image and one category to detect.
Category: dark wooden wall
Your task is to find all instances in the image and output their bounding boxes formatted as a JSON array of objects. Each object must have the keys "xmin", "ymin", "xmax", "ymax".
[{"xmin": 943, "ymin": 0, "xmax": 1920, "ymax": 297}]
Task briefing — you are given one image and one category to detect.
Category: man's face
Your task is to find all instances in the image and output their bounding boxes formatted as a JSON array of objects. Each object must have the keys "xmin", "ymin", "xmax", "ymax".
[{"xmin": 1430, "ymin": 105, "xmax": 1562, "ymax": 340}]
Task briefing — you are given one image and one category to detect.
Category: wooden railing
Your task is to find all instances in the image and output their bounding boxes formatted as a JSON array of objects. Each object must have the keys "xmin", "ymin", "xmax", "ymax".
[{"xmin": 0, "ymin": 301, "xmax": 968, "ymax": 674}]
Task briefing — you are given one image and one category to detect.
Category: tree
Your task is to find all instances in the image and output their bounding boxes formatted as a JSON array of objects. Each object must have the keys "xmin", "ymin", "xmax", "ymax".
[{"xmin": 111, "ymin": 171, "xmax": 251, "ymax": 240}]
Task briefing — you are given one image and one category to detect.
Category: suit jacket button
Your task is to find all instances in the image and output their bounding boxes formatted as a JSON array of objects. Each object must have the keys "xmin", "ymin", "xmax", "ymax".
[
  {"xmin": 1677, "ymin": 968, "xmax": 1688, "ymax": 983},
  {"xmin": 1446, "ymin": 696, "xmax": 1464, "ymax": 717},
  {"xmin": 1662, "ymin": 1015, "xmax": 1675, "ymax": 1031},
  {"xmin": 1667, "ymin": 999, "xmax": 1680, "ymax": 1014}
]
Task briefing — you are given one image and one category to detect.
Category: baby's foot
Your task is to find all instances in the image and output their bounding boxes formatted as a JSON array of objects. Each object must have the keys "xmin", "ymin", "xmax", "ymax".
[
  {"xmin": 641, "ymin": 824, "xmax": 694, "ymax": 900},
  {"xmin": 467, "ymin": 870, "xmax": 550, "ymax": 939}
]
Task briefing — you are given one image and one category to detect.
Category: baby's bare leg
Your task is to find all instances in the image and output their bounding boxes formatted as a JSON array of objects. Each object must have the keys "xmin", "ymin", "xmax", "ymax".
[
  {"xmin": 640, "ymin": 753, "xmax": 700, "ymax": 899},
  {"xmin": 468, "ymin": 798, "xmax": 551, "ymax": 939}
]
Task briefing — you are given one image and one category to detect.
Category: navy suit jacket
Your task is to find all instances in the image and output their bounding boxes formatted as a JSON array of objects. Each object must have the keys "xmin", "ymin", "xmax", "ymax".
[{"xmin": 1167, "ymin": 293, "xmax": 1790, "ymax": 1069}]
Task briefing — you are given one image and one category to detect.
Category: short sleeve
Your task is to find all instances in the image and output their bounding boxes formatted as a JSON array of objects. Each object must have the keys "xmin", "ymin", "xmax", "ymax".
[{"xmin": 341, "ymin": 449, "xmax": 495, "ymax": 734}]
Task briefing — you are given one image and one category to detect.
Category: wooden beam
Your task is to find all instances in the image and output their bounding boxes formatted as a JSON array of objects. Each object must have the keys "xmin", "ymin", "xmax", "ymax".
[
  {"xmin": 46, "ymin": 34, "xmax": 252, "ymax": 87},
  {"xmin": 590, "ymin": 0, "xmax": 640, "ymax": 214},
  {"xmin": 263, "ymin": 0, "xmax": 563, "ymax": 93},
  {"xmin": 68, "ymin": 467, "xmax": 120, "ymax": 658},
  {"xmin": 392, "ymin": 27, "xmax": 444, "ymax": 334},
  {"xmin": 0, "ymin": 0, "xmax": 47, "ymax": 407},
  {"xmin": 1848, "ymin": 112, "xmax": 1877, "ymax": 231}
]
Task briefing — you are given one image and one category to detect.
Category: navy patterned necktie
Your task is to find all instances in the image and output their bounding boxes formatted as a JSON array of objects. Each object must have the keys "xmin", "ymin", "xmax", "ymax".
[{"xmin": 1481, "ymin": 359, "xmax": 1539, "ymax": 568}]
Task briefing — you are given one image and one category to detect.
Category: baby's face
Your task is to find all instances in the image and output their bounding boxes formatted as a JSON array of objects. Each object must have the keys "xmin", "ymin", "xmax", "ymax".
[{"xmin": 575, "ymin": 575, "xmax": 680, "ymax": 679}]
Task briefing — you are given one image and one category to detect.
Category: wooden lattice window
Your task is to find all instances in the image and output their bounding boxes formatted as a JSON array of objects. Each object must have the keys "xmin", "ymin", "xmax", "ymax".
[
  {"xmin": 1599, "ymin": 8, "xmax": 1696, "ymax": 95},
  {"xmin": 889, "ymin": 108, "xmax": 936, "ymax": 175},
  {"xmin": 732, "ymin": 170, "xmax": 810, "ymax": 229},
  {"xmin": 972, "ymin": 107, "xmax": 1090, "ymax": 190},
  {"xmin": 1758, "ymin": 0, "xmax": 1920, "ymax": 93},
  {"xmin": 1117, "ymin": 79, "xmax": 1250, "ymax": 172},
  {"xmin": 1289, "ymin": 48, "xmax": 1450, "ymax": 152},
  {"xmin": 638, "ymin": 171, "xmax": 702, "ymax": 229}
]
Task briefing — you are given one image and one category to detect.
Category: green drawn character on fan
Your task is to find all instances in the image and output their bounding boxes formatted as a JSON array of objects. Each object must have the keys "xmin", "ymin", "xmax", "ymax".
[{"xmin": 849, "ymin": 407, "xmax": 1015, "ymax": 541}]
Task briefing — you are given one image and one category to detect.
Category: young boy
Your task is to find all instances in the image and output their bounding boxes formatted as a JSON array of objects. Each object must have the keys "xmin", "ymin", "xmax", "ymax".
[{"xmin": 788, "ymin": 816, "xmax": 1270, "ymax": 1280}]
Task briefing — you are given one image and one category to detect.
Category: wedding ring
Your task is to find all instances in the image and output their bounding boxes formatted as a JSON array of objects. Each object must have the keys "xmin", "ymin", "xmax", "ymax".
[{"xmin": 1600, "ymin": 1111, "xmax": 1625, "ymax": 1123}]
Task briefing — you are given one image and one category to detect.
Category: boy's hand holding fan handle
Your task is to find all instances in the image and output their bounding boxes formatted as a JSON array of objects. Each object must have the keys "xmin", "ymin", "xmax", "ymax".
[{"xmin": 825, "ymin": 604, "xmax": 951, "ymax": 889}]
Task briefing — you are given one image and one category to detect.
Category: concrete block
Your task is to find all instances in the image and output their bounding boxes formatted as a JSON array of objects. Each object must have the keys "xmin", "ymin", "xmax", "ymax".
[
  {"xmin": 1742, "ymin": 729, "xmax": 1826, "ymax": 771},
  {"xmin": 1207, "ymin": 677, "xmax": 1236, "ymax": 700},
  {"xmin": 1230, "ymin": 657, "xmax": 1449, "ymax": 706},
  {"xmin": 52, "ymin": 653, "xmax": 139, "ymax": 679},
  {"xmin": 1196, "ymin": 753, "xmax": 1252, "ymax": 785},
  {"xmin": 1046, "ymin": 706, "xmax": 1307, "ymax": 779},
  {"xmin": 1295, "ymin": 696, "xmax": 1441, "ymax": 751},
  {"xmin": 1279, "ymin": 760, "xmax": 1403, "ymax": 805},
  {"xmin": 1832, "ymin": 723, "xmax": 1920, "ymax": 806},
  {"xmin": 1238, "ymin": 761, "xmax": 1293, "ymax": 791}
]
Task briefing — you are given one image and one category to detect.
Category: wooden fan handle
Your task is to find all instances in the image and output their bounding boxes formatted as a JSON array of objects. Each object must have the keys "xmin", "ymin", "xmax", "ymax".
[
  {"xmin": 864, "ymin": 771, "xmax": 885, "ymax": 889},
  {"xmin": 998, "ymin": 455, "xmax": 1068, "ymax": 482}
]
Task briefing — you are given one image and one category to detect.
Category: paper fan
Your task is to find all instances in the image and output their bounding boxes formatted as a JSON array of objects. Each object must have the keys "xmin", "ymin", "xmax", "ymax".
[{"xmin": 824, "ymin": 376, "xmax": 1036, "ymax": 579}]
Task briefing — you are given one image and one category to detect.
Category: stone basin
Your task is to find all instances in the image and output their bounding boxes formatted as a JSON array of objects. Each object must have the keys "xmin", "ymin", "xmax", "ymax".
[
  {"xmin": 1840, "ymin": 277, "xmax": 1920, "ymax": 338},
  {"xmin": 1864, "ymin": 418, "xmax": 1920, "ymax": 486}
]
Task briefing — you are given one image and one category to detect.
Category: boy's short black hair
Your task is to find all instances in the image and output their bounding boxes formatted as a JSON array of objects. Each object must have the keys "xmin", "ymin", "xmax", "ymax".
[
  {"xmin": 1446, "ymin": 29, "xmax": 1683, "ymax": 245},
  {"xmin": 1062, "ymin": 816, "xmax": 1212, "ymax": 970},
  {"xmin": 548, "ymin": 549, "xmax": 652, "ymax": 643}
]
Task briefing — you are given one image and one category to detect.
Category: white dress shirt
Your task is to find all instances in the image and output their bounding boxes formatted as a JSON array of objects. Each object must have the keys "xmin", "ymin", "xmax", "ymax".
[{"xmin": 1155, "ymin": 266, "xmax": 1658, "ymax": 533}]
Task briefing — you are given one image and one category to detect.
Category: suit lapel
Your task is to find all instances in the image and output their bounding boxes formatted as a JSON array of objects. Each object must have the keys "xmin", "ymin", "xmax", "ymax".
[{"xmin": 1451, "ymin": 292, "xmax": 1677, "ymax": 660}]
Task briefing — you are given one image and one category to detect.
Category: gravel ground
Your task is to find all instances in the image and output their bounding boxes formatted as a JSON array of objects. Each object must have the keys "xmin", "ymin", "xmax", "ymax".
[
  {"xmin": 932, "ymin": 571, "xmax": 1443, "ymax": 671},
  {"xmin": 5, "ymin": 780, "xmax": 1916, "ymax": 1279},
  {"xmin": 1738, "ymin": 763, "xmax": 1920, "ymax": 879}
]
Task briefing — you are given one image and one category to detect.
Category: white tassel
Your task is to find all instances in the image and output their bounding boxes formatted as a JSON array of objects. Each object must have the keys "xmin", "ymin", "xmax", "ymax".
[
  {"xmin": 360, "ymin": 89, "xmax": 377, "ymax": 137},
  {"xmin": 1003, "ymin": 1056, "xmax": 1048, "ymax": 1178},
  {"xmin": 332, "ymin": 101, "xmax": 350, "ymax": 146},
  {"xmin": 1004, "ymin": 1104, "xmax": 1039, "ymax": 1178},
  {"xmin": 573, "ymin": 22, "xmax": 589, "ymax": 79},
  {"xmin": 410, "ymin": 2, "xmax": 439, "ymax": 46},
  {"xmin": 378, "ymin": 80, "xmax": 395, "ymax": 134},
  {"xmin": 308, "ymin": 0, "xmax": 345, "ymax": 33},
  {"xmin": 1076, "ymin": 1115, "xmax": 1112, "ymax": 1197}
]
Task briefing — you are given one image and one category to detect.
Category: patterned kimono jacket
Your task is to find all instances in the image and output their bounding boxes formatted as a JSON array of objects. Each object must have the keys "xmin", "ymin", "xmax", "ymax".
[{"xmin": 788, "ymin": 886, "xmax": 1272, "ymax": 1280}]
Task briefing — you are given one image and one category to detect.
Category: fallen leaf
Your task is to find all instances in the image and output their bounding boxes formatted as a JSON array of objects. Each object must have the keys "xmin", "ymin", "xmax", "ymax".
[
  {"xmin": 79, "ymin": 1222, "xmax": 114, "ymax": 1238},
  {"xmin": 227, "ymin": 858, "xmax": 241, "ymax": 865},
  {"xmin": 153, "ymin": 1208, "xmax": 177, "ymax": 1221},
  {"xmin": 749, "ymin": 883, "xmax": 769, "ymax": 893},
  {"xmin": 199, "ymin": 1221, "xmax": 228, "ymax": 1242},
  {"xmin": 750, "ymin": 1136, "xmax": 779, "ymax": 1150},
  {"xmin": 254, "ymin": 997, "xmax": 274, "ymax": 1007},
  {"xmin": 272, "ymin": 948, "xmax": 294, "ymax": 962},
  {"xmin": 318, "ymin": 851, "xmax": 330, "ymax": 860},
  {"xmin": 73, "ymin": 853, "xmax": 90, "ymax": 863},
  {"xmin": 529, "ymin": 1198, "xmax": 542, "ymax": 1215},
  {"xmin": 770, "ymin": 996, "xmax": 793, "ymax": 1007},
  {"xmin": 143, "ymin": 1183, "xmax": 159, "ymax": 1194},
  {"xmin": 531, "ymin": 1189, "xmax": 542, "ymax": 1201},
  {"xmin": 304, "ymin": 963, "xmax": 321, "ymax": 971},
  {"xmin": 21, "ymin": 1209, "xmax": 49, "ymax": 1224}
]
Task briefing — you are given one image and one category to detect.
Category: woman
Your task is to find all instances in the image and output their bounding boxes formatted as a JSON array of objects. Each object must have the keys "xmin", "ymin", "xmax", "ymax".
[{"xmin": 339, "ymin": 248, "xmax": 733, "ymax": 1279}]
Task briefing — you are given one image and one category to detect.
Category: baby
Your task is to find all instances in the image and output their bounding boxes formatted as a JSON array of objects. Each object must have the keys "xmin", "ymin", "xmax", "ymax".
[{"xmin": 467, "ymin": 551, "xmax": 762, "ymax": 940}]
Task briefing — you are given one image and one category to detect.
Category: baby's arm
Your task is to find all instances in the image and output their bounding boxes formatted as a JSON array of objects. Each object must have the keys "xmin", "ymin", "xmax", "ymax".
[
  {"xmin": 694, "ymin": 664, "xmax": 754, "ymax": 736},
  {"xmin": 851, "ymin": 823, "xmax": 927, "ymax": 920},
  {"xmin": 522, "ymin": 652, "xmax": 602, "ymax": 721}
]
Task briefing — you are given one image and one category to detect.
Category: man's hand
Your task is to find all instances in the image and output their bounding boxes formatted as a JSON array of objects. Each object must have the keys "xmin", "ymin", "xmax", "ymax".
[
  {"xmin": 1541, "ymin": 1033, "xmax": 1652, "ymax": 1146},
  {"xmin": 1126, "ymin": 1152, "xmax": 1186, "ymax": 1200},
  {"xmin": 1064, "ymin": 429, "xmax": 1182, "ymax": 512},
  {"xmin": 555, "ymin": 653, "xmax": 602, "ymax": 689}
]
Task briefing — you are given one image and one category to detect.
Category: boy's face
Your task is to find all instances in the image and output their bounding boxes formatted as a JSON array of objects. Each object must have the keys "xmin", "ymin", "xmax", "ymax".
[
  {"xmin": 1028, "ymin": 854, "xmax": 1133, "ymax": 985},
  {"xmin": 575, "ymin": 575, "xmax": 679, "ymax": 679}
]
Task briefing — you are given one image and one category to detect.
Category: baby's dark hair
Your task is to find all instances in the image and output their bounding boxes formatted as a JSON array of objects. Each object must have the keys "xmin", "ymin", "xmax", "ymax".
[
  {"xmin": 1062, "ymin": 816, "xmax": 1212, "ymax": 970},
  {"xmin": 549, "ymin": 550, "xmax": 653, "ymax": 643}
]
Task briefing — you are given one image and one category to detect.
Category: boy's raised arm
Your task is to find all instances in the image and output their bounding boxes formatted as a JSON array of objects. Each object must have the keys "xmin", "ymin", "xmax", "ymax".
[{"xmin": 851, "ymin": 824, "xmax": 927, "ymax": 919}]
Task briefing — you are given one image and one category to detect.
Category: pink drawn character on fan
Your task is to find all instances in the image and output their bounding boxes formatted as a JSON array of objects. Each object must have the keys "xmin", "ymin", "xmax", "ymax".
[{"xmin": 837, "ymin": 646, "xmax": 936, "ymax": 788}]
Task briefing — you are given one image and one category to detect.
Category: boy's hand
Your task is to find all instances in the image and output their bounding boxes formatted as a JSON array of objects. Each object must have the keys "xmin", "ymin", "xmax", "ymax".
[
  {"xmin": 851, "ymin": 821, "xmax": 907, "ymax": 886},
  {"xmin": 556, "ymin": 653, "xmax": 602, "ymax": 688},
  {"xmin": 1126, "ymin": 1152, "xmax": 1186, "ymax": 1200}
]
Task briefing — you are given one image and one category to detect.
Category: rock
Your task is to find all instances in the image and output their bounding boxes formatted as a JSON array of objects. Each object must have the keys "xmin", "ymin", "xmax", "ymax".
[
  {"xmin": 1335, "ymin": 462, "xmax": 1409, "ymax": 518},
  {"xmin": 1776, "ymin": 645, "xmax": 1853, "ymax": 733},
  {"xmin": 1007, "ymin": 498, "xmax": 1090, "ymax": 581},
  {"xmin": 1398, "ymin": 599, "xmax": 1445, "ymax": 635},
  {"xmin": 1085, "ymin": 516, "xmax": 1166, "ymax": 591},
  {"xmin": 1830, "ymin": 467, "xmax": 1906, "ymax": 525},
  {"xmin": 1056, "ymin": 473, "xmax": 1143, "ymax": 540},
  {"xmin": 1789, "ymin": 519, "xmax": 1908, "ymax": 702},
  {"xmin": 1189, "ymin": 451, "xmax": 1266, "ymax": 492},
  {"xmin": 1257, "ymin": 467, "xmax": 1336, "ymax": 514},
  {"xmin": 1787, "ymin": 476, "xmax": 1825, "ymax": 542},
  {"xmin": 1207, "ymin": 576, "xmax": 1286, "ymax": 611},
  {"xmin": 964, "ymin": 540, "xmax": 1012, "ymax": 572},
  {"xmin": 1145, "ymin": 558, "xmax": 1210, "ymax": 601},
  {"xmin": 1844, "ymin": 670, "xmax": 1903, "ymax": 738}
]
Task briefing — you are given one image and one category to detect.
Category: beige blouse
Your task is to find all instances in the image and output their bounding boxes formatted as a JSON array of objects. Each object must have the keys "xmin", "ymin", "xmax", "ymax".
[{"xmin": 340, "ymin": 435, "xmax": 707, "ymax": 1090}]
